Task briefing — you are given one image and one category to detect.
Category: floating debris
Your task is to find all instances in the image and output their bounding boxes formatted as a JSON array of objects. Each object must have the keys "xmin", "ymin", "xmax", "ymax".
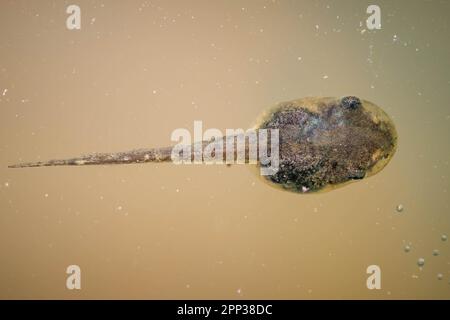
[
  {"xmin": 404, "ymin": 245, "xmax": 411, "ymax": 253},
  {"xmin": 437, "ymin": 273, "xmax": 443, "ymax": 280},
  {"xmin": 417, "ymin": 258, "xmax": 425, "ymax": 267},
  {"xmin": 442, "ymin": 234, "xmax": 448, "ymax": 242}
]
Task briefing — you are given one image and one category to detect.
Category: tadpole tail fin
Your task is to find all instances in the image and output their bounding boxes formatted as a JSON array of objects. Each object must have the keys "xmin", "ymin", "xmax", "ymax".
[
  {"xmin": 8, "ymin": 134, "xmax": 260, "ymax": 168},
  {"xmin": 8, "ymin": 147, "xmax": 174, "ymax": 168}
]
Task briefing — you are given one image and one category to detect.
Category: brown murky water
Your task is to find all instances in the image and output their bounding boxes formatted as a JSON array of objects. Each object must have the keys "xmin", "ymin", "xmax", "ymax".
[{"xmin": 0, "ymin": 0, "xmax": 449, "ymax": 299}]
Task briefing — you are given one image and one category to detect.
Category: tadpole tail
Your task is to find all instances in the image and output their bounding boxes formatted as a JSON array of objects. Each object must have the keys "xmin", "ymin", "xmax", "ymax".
[
  {"xmin": 8, "ymin": 147, "xmax": 174, "ymax": 168},
  {"xmin": 8, "ymin": 134, "xmax": 262, "ymax": 168}
]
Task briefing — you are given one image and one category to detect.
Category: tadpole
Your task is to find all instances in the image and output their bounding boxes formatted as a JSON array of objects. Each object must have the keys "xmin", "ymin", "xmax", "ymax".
[{"xmin": 9, "ymin": 96, "xmax": 397, "ymax": 193}]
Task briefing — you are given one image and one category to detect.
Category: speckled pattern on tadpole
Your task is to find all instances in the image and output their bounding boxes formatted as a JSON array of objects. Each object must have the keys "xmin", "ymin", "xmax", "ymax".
[
  {"xmin": 9, "ymin": 96, "xmax": 397, "ymax": 194},
  {"xmin": 254, "ymin": 96, "xmax": 397, "ymax": 193}
]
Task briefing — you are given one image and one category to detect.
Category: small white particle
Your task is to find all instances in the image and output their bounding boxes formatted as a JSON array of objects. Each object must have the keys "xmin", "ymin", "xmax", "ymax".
[
  {"xmin": 323, "ymin": 75, "xmax": 329, "ymax": 79},
  {"xmin": 417, "ymin": 258, "xmax": 425, "ymax": 267}
]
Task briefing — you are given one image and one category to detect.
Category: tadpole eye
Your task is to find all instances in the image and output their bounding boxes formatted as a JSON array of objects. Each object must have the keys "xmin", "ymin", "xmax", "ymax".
[{"xmin": 341, "ymin": 96, "xmax": 362, "ymax": 110}]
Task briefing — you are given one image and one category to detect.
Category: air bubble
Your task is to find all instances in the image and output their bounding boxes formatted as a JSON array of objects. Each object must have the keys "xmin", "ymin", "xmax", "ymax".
[
  {"xmin": 417, "ymin": 258, "xmax": 425, "ymax": 267},
  {"xmin": 442, "ymin": 234, "xmax": 448, "ymax": 241},
  {"xmin": 432, "ymin": 249, "xmax": 439, "ymax": 256},
  {"xmin": 396, "ymin": 204, "xmax": 404, "ymax": 213}
]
